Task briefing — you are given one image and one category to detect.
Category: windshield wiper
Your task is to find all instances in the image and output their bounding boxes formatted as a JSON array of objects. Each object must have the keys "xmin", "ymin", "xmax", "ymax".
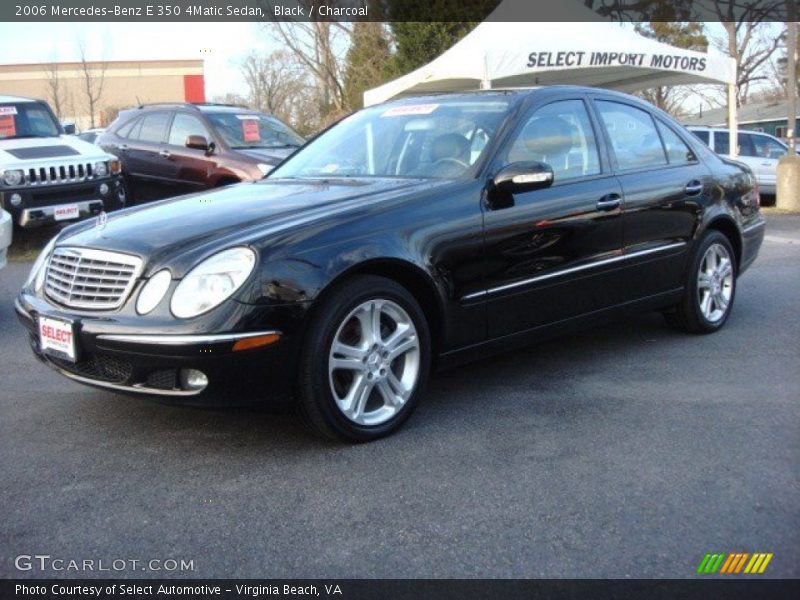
[{"xmin": 8, "ymin": 134, "xmax": 53, "ymax": 139}]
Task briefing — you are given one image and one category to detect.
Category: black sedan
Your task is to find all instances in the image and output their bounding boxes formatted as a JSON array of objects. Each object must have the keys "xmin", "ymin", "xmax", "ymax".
[{"xmin": 16, "ymin": 87, "xmax": 765, "ymax": 442}]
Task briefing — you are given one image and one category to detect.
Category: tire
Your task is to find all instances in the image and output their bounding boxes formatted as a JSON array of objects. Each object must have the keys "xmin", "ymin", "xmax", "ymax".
[
  {"xmin": 663, "ymin": 230, "xmax": 737, "ymax": 334},
  {"xmin": 297, "ymin": 275, "xmax": 431, "ymax": 442}
]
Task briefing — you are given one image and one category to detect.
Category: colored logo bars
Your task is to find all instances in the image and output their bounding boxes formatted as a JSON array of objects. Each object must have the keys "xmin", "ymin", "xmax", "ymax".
[{"xmin": 697, "ymin": 553, "xmax": 773, "ymax": 574}]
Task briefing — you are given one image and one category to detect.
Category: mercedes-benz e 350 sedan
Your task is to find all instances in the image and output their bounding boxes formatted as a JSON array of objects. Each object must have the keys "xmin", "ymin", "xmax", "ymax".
[{"xmin": 17, "ymin": 87, "xmax": 765, "ymax": 442}]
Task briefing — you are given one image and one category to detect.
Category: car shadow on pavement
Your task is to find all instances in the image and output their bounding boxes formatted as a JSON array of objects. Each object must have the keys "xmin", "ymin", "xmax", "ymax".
[{"xmin": 67, "ymin": 310, "xmax": 680, "ymax": 453}]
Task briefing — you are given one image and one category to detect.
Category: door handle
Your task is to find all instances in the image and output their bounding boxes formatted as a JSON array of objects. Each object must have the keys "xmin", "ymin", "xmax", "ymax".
[
  {"xmin": 159, "ymin": 150, "xmax": 172, "ymax": 158},
  {"xmin": 596, "ymin": 193, "xmax": 622, "ymax": 211},
  {"xmin": 117, "ymin": 144, "xmax": 129, "ymax": 151},
  {"xmin": 685, "ymin": 180, "xmax": 704, "ymax": 196}
]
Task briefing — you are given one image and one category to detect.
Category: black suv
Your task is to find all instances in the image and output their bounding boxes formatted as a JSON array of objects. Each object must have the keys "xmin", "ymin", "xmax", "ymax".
[{"xmin": 98, "ymin": 103, "xmax": 304, "ymax": 203}]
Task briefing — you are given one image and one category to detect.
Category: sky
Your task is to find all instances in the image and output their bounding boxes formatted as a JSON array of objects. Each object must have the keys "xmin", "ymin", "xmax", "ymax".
[{"xmin": 0, "ymin": 22, "xmax": 277, "ymax": 99}]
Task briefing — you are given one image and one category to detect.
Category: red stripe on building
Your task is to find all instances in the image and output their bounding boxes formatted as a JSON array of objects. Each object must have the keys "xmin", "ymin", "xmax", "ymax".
[{"xmin": 183, "ymin": 74, "xmax": 206, "ymax": 103}]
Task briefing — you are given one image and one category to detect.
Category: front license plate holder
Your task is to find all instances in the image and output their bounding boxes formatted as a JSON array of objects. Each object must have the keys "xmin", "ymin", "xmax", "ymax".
[{"xmin": 38, "ymin": 315, "xmax": 78, "ymax": 363}]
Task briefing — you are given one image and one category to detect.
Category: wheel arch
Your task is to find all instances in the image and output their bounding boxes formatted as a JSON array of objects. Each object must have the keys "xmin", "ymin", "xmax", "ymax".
[
  {"xmin": 703, "ymin": 216, "xmax": 742, "ymax": 269},
  {"xmin": 313, "ymin": 258, "xmax": 446, "ymax": 354}
]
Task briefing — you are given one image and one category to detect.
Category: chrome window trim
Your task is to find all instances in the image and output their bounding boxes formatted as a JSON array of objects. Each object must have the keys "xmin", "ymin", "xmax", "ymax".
[
  {"xmin": 462, "ymin": 241, "xmax": 687, "ymax": 301},
  {"xmin": 97, "ymin": 330, "xmax": 282, "ymax": 346}
]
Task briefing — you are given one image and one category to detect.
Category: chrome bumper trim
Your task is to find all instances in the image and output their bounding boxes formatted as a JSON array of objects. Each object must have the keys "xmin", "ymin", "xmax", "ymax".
[
  {"xmin": 742, "ymin": 220, "xmax": 766, "ymax": 235},
  {"xmin": 462, "ymin": 241, "xmax": 688, "ymax": 301},
  {"xmin": 97, "ymin": 330, "xmax": 282, "ymax": 346}
]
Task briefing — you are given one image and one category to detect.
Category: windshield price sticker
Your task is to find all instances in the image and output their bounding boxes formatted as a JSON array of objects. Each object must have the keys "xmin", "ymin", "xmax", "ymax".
[
  {"xmin": 0, "ymin": 106, "xmax": 18, "ymax": 115},
  {"xmin": 239, "ymin": 119, "xmax": 260, "ymax": 142},
  {"xmin": 382, "ymin": 104, "xmax": 439, "ymax": 117},
  {"xmin": 0, "ymin": 115, "xmax": 16, "ymax": 137}
]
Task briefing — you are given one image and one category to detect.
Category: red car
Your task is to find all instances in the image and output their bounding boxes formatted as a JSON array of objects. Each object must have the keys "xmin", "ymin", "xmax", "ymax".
[{"xmin": 98, "ymin": 102, "xmax": 304, "ymax": 203}]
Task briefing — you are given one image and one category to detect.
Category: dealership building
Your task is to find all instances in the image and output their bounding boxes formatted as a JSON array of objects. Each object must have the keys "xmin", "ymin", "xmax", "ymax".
[{"xmin": 0, "ymin": 59, "xmax": 205, "ymax": 130}]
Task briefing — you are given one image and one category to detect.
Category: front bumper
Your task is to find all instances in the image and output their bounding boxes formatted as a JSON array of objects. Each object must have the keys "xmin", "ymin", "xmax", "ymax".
[
  {"xmin": 1, "ymin": 176, "xmax": 125, "ymax": 228},
  {"xmin": 15, "ymin": 293, "xmax": 295, "ymax": 405}
]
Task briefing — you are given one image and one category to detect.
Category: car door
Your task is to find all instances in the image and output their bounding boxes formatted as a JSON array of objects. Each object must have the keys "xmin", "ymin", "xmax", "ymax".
[
  {"xmin": 745, "ymin": 132, "xmax": 786, "ymax": 192},
  {"xmin": 593, "ymin": 98, "xmax": 708, "ymax": 300},
  {"xmin": 125, "ymin": 111, "xmax": 173, "ymax": 199},
  {"xmin": 480, "ymin": 97, "xmax": 625, "ymax": 338},
  {"xmin": 163, "ymin": 111, "xmax": 217, "ymax": 194}
]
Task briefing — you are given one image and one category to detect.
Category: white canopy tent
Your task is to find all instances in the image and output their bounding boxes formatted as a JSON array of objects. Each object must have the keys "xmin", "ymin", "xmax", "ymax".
[{"xmin": 364, "ymin": 1, "xmax": 739, "ymax": 153}]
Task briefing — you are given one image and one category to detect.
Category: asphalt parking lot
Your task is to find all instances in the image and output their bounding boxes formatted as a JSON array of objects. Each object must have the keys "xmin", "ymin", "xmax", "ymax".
[{"xmin": 1, "ymin": 215, "xmax": 798, "ymax": 579}]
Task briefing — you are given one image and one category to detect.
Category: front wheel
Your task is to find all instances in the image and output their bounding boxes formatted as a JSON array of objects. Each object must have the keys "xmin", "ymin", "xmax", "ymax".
[
  {"xmin": 664, "ymin": 230, "xmax": 736, "ymax": 334},
  {"xmin": 297, "ymin": 275, "xmax": 431, "ymax": 442}
]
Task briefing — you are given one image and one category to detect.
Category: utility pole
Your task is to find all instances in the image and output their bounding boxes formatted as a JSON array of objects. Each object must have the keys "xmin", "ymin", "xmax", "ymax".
[{"xmin": 777, "ymin": 4, "xmax": 800, "ymax": 211}]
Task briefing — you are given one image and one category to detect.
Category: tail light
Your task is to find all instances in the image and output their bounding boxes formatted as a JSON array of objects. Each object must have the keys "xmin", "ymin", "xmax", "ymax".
[{"xmin": 110, "ymin": 159, "xmax": 122, "ymax": 175}]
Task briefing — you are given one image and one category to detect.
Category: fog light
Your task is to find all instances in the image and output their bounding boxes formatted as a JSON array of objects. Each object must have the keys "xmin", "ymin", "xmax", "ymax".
[
  {"xmin": 179, "ymin": 368, "xmax": 208, "ymax": 391},
  {"xmin": 9, "ymin": 193, "xmax": 22, "ymax": 206},
  {"xmin": 99, "ymin": 183, "xmax": 109, "ymax": 196}
]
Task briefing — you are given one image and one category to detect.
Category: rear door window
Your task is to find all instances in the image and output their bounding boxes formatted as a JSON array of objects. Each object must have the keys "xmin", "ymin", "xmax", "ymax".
[
  {"xmin": 134, "ymin": 112, "xmax": 171, "ymax": 144},
  {"xmin": 596, "ymin": 101, "xmax": 667, "ymax": 170},
  {"xmin": 714, "ymin": 131, "xmax": 755, "ymax": 157},
  {"xmin": 656, "ymin": 121, "xmax": 696, "ymax": 165}
]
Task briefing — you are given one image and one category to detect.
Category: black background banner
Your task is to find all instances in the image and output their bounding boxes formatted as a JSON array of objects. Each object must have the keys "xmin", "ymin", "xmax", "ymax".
[
  {"xmin": 3, "ymin": 579, "xmax": 800, "ymax": 600},
  {"xmin": 0, "ymin": 0, "xmax": 791, "ymax": 23}
]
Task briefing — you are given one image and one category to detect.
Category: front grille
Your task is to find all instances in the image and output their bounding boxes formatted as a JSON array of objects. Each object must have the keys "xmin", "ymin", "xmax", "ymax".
[
  {"xmin": 50, "ymin": 354, "xmax": 133, "ymax": 384},
  {"xmin": 26, "ymin": 162, "xmax": 101, "ymax": 186},
  {"xmin": 145, "ymin": 369, "xmax": 178, "ymax": 390},
  {"xmin": 45, "ymin": 247, "xmax": 143, "ymax": 310}
]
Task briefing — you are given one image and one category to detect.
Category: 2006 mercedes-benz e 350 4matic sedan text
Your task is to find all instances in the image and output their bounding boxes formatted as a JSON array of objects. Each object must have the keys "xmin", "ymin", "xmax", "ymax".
[{"xmin": 16, "ymin": 87, "xmax": 765, "ymax": 442}]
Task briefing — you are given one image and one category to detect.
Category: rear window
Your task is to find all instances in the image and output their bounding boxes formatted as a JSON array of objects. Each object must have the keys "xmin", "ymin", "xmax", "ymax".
[
  {"xmin": 134, "ymin": 112, "xmax": 171, "ymax": 143},
  {"xmin": 690, "ymin": 130, "xmax": 709, "ymax": 145}
]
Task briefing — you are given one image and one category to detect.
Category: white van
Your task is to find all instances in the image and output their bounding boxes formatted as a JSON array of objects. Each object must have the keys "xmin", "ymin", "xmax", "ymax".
[
  {"xmin": 687, "ymin": 126, "xmax": 794, "ymax": 195},
  {"xmin": 0, "ymin": 207, "xmax": 10, "ymax": 269}
]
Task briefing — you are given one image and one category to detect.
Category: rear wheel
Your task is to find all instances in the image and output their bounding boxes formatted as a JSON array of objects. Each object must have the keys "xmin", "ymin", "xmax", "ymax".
[
  {"xmin": 664, "ymin": 230, "xmax": 736, "ymax": 333},
  {"xmin": 297, "ymin": 275, "xmax": 431, "ymax": 442}
]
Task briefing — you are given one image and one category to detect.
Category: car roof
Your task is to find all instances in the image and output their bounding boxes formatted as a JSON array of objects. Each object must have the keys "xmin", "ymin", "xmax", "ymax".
[{"xmin": 0, "ymin": 95, "xmax": 38, "ymax": 104}]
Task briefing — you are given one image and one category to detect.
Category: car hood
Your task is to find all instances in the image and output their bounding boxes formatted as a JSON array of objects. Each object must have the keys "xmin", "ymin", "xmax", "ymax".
[
  {"xmin": 56, "ymin": 177, "xmax": 439, "ymax": 276},
  {"xmin": 0, "ymin": 135, "xmax": 112, "ymax": 165},
  {"xmin": 234, "ymin": 146, "xmax": 297, "ymax": 165}
]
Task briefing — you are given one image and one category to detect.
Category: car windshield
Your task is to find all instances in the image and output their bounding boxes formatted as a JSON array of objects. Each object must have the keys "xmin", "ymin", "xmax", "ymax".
[
  {"xmin": 269, "ymin": 98, "xmax": 512, "ymax": 180},
  {"xmin": 205, "ymin": 112, "xmax": 304, "ymax": 149},
  {"xmin": 0, "ymin": 102, "xmax": 61, "ymax": 140}
]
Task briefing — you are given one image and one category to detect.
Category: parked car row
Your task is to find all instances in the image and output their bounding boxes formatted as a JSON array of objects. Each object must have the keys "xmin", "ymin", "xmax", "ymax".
[{"xmin": 15, "ymin": 86, "xmax": 765, "ymax": 441}]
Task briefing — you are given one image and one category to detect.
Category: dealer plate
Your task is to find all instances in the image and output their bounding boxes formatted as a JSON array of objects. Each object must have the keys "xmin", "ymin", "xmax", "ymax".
[
  {"xmin": 39, "ymin": 316, "xmax": 77, "ymax": 363},
  {"xmin": 54, "ymin": 204, "xmax": 80, "ymax": 221}
]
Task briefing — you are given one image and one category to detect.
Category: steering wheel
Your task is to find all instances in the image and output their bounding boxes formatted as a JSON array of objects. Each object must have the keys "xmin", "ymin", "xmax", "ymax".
[
  {"xmin": 433, "ymin": 157, "xmax": 469, "ymax": 170},
  {"xmin": 429, "ymin": 157, "xmax": 470, "ymax": 178}
]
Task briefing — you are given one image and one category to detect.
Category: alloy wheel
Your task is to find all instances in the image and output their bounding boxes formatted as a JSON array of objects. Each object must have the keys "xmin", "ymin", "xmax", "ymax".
[
  {"xmin": 697, "ymin": 242, "xmax": 734, "ymax": 323},
  {"xmin": 328, "ymin": 299, "xmax": 420, "ymax": 426}
]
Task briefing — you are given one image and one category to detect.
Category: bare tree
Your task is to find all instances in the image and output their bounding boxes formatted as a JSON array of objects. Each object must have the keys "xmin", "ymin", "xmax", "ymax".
[
  {"xmin": 241, "ymin": 50, "xmax": 307, "ymax": 122},
  {"xmin": 265, "ymin": 2, "xmax": 352, "ymax": 121},
  {"xmin": 77, "ymin": 39, "xmax": 107, "ymax": 129},
  {"xmin": 42, "ymin": 61, "xmax": 71, "ymax": 120}
]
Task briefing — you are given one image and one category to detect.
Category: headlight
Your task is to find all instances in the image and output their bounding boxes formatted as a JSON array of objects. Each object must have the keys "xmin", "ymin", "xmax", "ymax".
[
  {"xmin": 2, "ymin": 169, "xmax": 24, "ymax": 186},
  {"xmin": 136, "ymin": 270, "xmax": 172, "ymax": 315},
  {"xmin": 25, "ymin": 236, "xmax": 57, "ymax": 291},
  {"xmin": 257, "ymin": 163, "xmax": 272, "ymax": 176},
  {"xmin": 170, "ymin": 247, "xmax": 256, "ymax": 318},
  {"xmin": 93, "ymin": 161, "xmax": 108, "ymax": 177}
]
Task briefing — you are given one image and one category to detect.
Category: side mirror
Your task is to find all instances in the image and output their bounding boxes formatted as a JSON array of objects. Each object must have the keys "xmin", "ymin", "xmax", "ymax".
[
  {"xmin": 63, "ymin": 123, "xmax": 76, "ymax": 135},
  {"xmin": 494, "ymin": 161, "xmax": 554, "ymax": 194},
  {"xmin": 186, "ymin": 135, "xmax": 210, "ymax": 152}
]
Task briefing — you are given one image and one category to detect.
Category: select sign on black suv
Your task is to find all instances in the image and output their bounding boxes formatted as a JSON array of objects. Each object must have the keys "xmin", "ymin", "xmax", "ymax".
[
  {"xmin": 98, "ymin": 103, "xmax": 304, "ymax": 202},
  {"xmin": 18, "ymin": 87, "xmax": 765, "ymax": 442}
]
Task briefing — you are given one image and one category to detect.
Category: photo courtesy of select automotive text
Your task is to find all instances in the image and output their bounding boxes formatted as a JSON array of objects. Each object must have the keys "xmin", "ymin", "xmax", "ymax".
[{"xmin": 0, "ymin": 0, "xmax": 798, "ymax": 598}]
